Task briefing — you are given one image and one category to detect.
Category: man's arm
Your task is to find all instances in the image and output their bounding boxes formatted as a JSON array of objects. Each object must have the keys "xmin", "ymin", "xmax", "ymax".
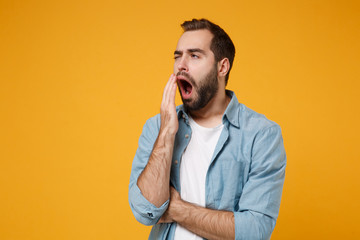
[
  {"xmin": 159, "ymin": 187, "xmax": 235, "ymax": 240},
  {"xmin": 159, "ymin": 125, "xmax": 286, "ymax": 239},
  {"xmin": 136, "ymin": 74, "xmax": 178, "ymax": 207}
]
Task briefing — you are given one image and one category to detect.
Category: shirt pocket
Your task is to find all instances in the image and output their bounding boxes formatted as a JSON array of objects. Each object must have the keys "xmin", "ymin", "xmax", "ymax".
[{"xmin": 209, "ymin": 152, "xmax": 250, "ymax": 211}]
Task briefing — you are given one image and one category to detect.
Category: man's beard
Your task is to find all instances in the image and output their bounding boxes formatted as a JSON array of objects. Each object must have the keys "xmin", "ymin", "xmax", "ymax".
[{"xmin": 178, "ymin": 64, "xmax": 219, "ymax": 112}]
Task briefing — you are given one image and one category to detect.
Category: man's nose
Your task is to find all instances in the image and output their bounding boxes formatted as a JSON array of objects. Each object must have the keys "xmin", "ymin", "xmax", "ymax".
[{"xmin": 177, "ymin": 57, "xmax": 188, "ymax": 72}]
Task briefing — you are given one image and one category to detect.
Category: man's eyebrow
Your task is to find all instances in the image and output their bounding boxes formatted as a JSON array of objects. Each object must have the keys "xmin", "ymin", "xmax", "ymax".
[
  {"xmin": 174, "ymin": 48, "xmax": 206, "ymax": 55},
  {"xmin": 187, "ymin": 48, "xmax": 206, "ymax": 55}
]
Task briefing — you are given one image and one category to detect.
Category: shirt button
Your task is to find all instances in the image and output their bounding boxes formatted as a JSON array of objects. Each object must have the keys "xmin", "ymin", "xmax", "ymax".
[
  {"xmin": 174, "ymin": 160, "xmax": 178, "ymax": 164},
  {"xmin": 185, "ymin": 134, "xmax": 189, "ymax": 139}
]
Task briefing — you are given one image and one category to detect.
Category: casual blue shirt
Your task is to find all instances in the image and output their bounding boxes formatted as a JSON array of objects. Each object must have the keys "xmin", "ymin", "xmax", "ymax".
[{"xmin": 129, "ymin": 90, "xmax": 286, "ymax": 240}]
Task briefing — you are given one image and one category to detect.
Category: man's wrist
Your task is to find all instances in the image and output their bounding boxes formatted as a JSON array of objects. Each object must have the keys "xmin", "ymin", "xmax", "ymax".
[
  {"xmin": 158, "ymin": 127, "xmax": 177, "ymax": 141},
  {"xmin": 171, "ymin": 198, "xmax": 192, "ymax": 224}
]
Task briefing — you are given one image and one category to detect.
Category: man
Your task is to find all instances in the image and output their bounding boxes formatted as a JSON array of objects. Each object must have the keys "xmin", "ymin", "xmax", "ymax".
[{"xmin": 129, "ymin": 19, "xmax": 286, "ymax": 240}]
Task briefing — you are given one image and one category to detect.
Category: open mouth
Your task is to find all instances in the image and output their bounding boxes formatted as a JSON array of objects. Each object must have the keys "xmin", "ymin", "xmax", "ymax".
[{"xmin": 177, "ymin": 78, "xmax": 193, "ymax": 98}]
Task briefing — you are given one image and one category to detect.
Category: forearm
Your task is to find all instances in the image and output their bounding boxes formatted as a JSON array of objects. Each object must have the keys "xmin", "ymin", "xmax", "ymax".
[
  {"xmin": 137, "ymin": 74, "xmax": 178, "ymax": 208},
  {"xmin": 137, "ymin": 129, "xmax": 175, "ymax": 207},
  {"xmin": 175, "ymin": 200, "xmax": 235, "ymax": 240}
]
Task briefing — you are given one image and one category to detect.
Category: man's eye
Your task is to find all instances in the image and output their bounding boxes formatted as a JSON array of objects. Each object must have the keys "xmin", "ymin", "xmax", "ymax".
[
  {"xmin": 174, "ymin": 56, "xmax": 180, "ymax": 60},
  {"xmin": 191, "ymin": 54, "xmax": 199, "ymax": 58}
]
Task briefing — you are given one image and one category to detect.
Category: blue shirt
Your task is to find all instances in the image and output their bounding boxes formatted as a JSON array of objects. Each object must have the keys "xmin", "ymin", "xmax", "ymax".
[{"xmin": 129, "ymin": 91, "xmax": 286, "ymax": 240}]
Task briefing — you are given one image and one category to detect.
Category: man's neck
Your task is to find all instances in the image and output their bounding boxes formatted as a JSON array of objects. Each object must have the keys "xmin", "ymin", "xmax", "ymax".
[{"xmin": 189, "ymin": 89, "xmax": 230, "ymax": 128}]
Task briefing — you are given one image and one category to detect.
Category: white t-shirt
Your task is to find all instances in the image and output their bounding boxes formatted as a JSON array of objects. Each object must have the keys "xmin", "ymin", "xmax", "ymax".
[{"xmin": 174, "ymin": 116, "xmax": 224, "ymax": 240}]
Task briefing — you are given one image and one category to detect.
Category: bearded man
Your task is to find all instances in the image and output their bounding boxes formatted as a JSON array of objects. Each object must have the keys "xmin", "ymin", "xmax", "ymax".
[{"xmin": 129, "ymin": 18, "xmax": 286, "ymax": 240}]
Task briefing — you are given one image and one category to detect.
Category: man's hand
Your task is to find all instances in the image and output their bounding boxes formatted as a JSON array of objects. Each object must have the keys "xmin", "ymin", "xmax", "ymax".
[
  {"xmin": 160, "ymin": 74, "xmax": 178, "ymax": 136},
  {"xmin": 158, "ymin": 187, "xmax": 235, "ymax": 240},
  {"xmin": 158, "ymin": 187, "xmax": 182, "ymax": 223},
  {"xmin": 136, "ymin": 74, "xmax": 179, "ymax": 208}
]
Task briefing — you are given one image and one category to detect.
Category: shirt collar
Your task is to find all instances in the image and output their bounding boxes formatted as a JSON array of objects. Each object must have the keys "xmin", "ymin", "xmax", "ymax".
[
  {"xmin": 223, "ymin": 90, "xmax": 240, "ymax": 128},
  {"xmin": 177, "ymin": 90, "xmax": 240, "ymax": 128},
  {"xmin": 177, "ymin": 105, "xmax": 189, "ymax": 124}
]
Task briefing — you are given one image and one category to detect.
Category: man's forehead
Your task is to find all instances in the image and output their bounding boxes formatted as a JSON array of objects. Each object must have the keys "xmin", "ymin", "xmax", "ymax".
[{"xmin": 176, "ymin": 29, "xmax": 213, "ymax": 51}]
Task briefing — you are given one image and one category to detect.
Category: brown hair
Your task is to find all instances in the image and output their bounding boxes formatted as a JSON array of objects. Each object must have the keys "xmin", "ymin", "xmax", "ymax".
[{"xmin": 181, "ymin": 18, "xmax": 235, "ymax": 85}]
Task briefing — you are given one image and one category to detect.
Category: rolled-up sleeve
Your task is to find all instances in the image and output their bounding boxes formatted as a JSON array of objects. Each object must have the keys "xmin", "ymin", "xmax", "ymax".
[
  {"xmin": 234, "ymin": 125, "xmax": 286, "ymax": 240},
  {"xmin": 128, "ymin": 116, "xmax": 169, "ymax": 226}
]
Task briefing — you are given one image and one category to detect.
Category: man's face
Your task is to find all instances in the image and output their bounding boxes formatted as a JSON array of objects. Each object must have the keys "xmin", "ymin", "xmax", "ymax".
[{"xmin": 174, "ymin": 29, "xmax": 219, "ymax": 111}]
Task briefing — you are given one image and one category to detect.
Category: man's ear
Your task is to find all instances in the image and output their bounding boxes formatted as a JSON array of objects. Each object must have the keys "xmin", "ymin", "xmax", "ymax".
[{"xmin": 217, "ymin": 58, "xmax": 230, "ymax": 78}]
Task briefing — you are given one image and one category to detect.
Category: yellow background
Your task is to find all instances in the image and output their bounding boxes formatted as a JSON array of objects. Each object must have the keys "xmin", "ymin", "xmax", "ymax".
[{"xmin": 1, "ymin": 0, "xmax": 359, "ymax": 239}]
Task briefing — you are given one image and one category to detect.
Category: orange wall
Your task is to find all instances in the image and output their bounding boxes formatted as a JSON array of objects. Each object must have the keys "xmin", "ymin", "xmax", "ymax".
[{"xmin": 1, "ymin": 0, "xmax": 359, "ymax": 239}]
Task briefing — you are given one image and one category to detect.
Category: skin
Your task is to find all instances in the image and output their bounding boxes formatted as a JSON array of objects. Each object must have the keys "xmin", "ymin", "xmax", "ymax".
[
  {"xmin": 137, "ymin": 29, "xmax": 234, "ymax": 239},
  {"xmin": 137, "ymin": 73, "xmax": 178, "ymax": 207},
  {"xmin": 159, "ymin": 187, "xmax": 235, "ymax": 240},
  {"xmin": 174, "ymin": 30, "xmax": 230, "ymax": 127},
  {"xmin": 177, "ymin": 63, "xmax": 219, "ymax": 113}
]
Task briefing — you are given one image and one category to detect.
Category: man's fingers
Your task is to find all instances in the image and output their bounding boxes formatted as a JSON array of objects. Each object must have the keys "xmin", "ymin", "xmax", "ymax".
[
  {"xmin": 162, "ymin": 75, "xmax": 173, "ymax": 104},
  {"xmin": 169, "ymin": 75, "xmax": 177, "ymax": 104},
  {"xmin": 160, "ymin": 74, "xmax": 179, "ymax": 134},
  {"xmin": 166, "ymin": 74, "xmax": 176, "ymax": 102},
  {"xmin": 162, "ymin": 74, "xmax": 176, "ymax": 108},
  {"xmin": 170, "ymin": 186, "xmax": 180, "ymax": 200}
]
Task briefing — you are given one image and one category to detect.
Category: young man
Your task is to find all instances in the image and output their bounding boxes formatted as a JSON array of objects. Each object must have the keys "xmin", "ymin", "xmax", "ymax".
[{"xmin": 129, "ymin": 19, "xmax": 286, "ymax": 240}]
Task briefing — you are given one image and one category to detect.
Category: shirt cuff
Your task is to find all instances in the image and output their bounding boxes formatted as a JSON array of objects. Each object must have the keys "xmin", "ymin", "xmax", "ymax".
[
  {"xmin": 234, "ymin": 211, "xmax": 275, "ymax": 240},
  {"xmin": 129, "ymin": 182, "xmax": 169, "ymax": 226}
]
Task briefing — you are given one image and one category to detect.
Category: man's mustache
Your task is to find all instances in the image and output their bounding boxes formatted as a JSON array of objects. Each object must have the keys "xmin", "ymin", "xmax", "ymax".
[{"xmin": 176, "ymin": 71, "xmax": 196, "ymax": 87}]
